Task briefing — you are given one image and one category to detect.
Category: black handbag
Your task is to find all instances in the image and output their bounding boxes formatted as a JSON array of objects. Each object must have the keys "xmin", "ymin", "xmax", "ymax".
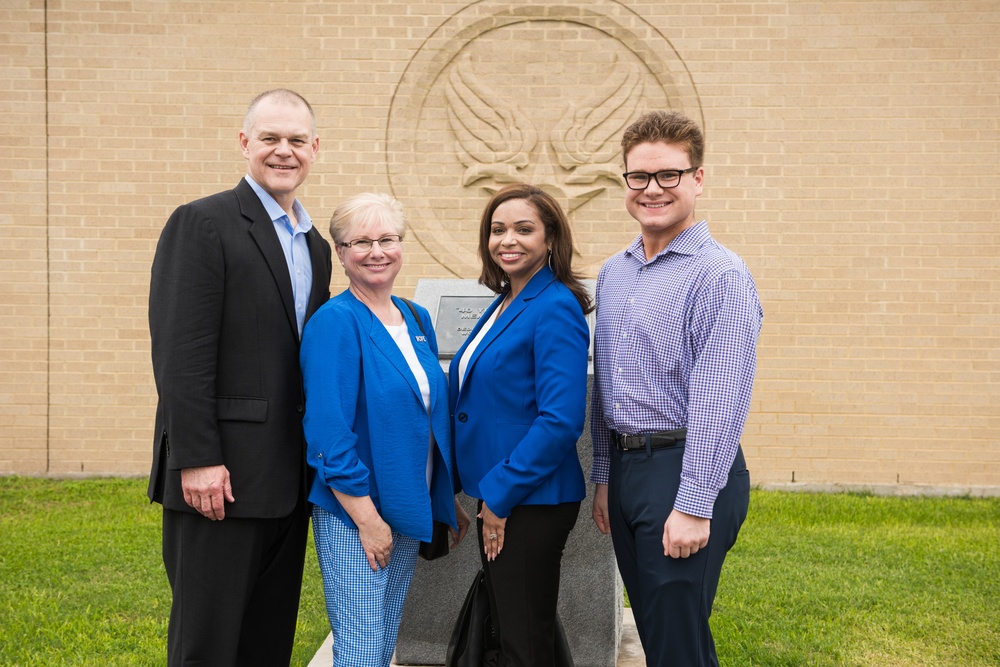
[
  {"xmin": 445, "ymin": 570, "xmax": 576, "ymax": 667},
  {"xmin": 418, "ymin": 520, "xmax": 451, "ymax": 561},
  {"xmin": 445, "ymin": 569, "xmax": 499, "ymax": 667}
]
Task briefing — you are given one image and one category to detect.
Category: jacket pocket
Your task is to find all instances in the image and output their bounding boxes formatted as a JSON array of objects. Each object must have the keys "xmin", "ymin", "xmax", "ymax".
[{"xmin": 216, "ymin": 396, "xmax": 268, "ymax": 422}]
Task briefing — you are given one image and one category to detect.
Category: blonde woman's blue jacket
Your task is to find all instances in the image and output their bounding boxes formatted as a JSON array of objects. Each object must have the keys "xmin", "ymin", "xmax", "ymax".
[
  {"xmin": 301, "ymin": 290, "xmax": 458, "ymax": 542},
  {"xmin": 448, "ymin": 266, "xmax": 588, "ymax": 519}
]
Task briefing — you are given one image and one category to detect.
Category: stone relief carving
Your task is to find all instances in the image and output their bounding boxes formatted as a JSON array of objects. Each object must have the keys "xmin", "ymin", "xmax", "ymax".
[
  {"xmin": 447, "ymin": 51, "xmax": 639, "ymax": 206},
  {"xmin": 387, "ymin": 0, "xmax": 701, "ymax": 277}
]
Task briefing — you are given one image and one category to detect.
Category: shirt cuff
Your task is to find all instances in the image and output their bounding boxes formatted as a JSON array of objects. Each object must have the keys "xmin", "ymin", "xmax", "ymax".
[
  {"xmin": 589, "ymin": 453, "xmax": 610, "ymax": 485},
  {"xmin": 672, "ymin": 479, "xmax": 718, "ymax": 519}
]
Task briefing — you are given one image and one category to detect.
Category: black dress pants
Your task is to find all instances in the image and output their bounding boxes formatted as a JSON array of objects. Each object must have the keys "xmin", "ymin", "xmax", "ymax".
[
  {"xmin": 609, "ymin": 444, "xmax": 750, "ymax": 667},
  {"xmin": 477, "ymin": 500, "xmax": 580, "ymax": 667},
  {"xmin": 162, "ymin": 497, "xmax": 309, "ymax": 667}
]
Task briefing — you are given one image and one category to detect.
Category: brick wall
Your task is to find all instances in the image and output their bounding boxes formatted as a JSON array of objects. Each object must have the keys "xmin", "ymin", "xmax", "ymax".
[
  {"xmin": 1, "ymin": 1, "xmax": 48, "ymax": 473},
  {"xmin": 1, "ymin": 0, "xmax": 997, "ymax": 487}
]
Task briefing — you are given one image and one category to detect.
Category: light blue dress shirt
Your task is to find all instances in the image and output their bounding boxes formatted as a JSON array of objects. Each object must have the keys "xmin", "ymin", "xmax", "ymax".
[{"xmin": 245, "ymin": 175, "xmax": 314, "ymax": 337}]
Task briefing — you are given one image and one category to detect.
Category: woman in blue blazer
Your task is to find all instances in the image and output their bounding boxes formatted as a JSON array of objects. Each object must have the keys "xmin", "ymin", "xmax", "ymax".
[
  {"xmin": 301, "ymin": 193, "xmax": 470, "ymax": 667},
  {"xmin": 450, "ymin": 184, "xmax": 592, "ymax": 666}
]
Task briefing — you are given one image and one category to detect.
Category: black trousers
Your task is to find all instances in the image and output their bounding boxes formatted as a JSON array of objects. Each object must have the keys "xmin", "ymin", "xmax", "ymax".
[
  {"xmin": 477, "ymin": 500, "xmax": 580, "ymax": 667},
  {"xmin": 161, "ymin": 497, "xmax": 309, "ymax": 667},
  {"xmin": 609, "ymin": 444, "xmax": 750, "ymax": 667}
]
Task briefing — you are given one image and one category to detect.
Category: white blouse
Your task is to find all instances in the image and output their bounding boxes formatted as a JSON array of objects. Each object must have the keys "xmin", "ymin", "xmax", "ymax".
[
  {"xmin": 384, "ymin": 320, "xmax": 434, "ymax": 488},
  {"xmin": 457, "ymin": 304, "xmax": 501, "ymax": 391}
]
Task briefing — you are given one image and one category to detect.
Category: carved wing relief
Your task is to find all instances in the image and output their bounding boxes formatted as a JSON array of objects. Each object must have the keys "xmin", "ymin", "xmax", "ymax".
[
  {"xmin": 552, "ymin": 56, "xmax": 641, "ymax": 186},
  {"xmin": 446, "ymin": 54, "xmax": 538, "ymax": 186},
  {"xmin": 446, "ymin": 52, "xmax": 640, "ymax": 197}
]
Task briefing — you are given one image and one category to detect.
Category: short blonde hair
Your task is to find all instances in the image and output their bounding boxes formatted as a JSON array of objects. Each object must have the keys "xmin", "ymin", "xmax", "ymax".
[{"xmin": 328, "ymin": 192, "xmax": 407, "ymax": 245}]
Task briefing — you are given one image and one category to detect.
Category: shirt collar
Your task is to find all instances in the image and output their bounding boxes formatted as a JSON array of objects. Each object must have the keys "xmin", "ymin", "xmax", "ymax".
[
  {"xmin": 243, "ymin": 175, "xmax": 313, "ymax": 233},
  {"xmin": 625, "ymin": 220, "xmax": 709, "ymax": 263}
]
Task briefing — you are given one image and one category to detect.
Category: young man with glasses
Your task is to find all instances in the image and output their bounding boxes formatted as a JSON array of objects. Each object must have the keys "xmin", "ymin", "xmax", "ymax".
[{"xmin": 590, "ymin": 110, "xmax": 763, "ymax": 666}]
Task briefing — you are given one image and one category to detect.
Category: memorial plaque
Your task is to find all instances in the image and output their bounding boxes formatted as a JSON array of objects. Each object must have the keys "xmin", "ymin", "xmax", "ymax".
[
  {"xmin": 414, "ymin": 278, "xmax": 597, "ymax": 361},
  {"xmin": 434, "ymin": 295, "xmax": 496, "ymax": 358},
  {"xmin": 413, "ymin": 278, "xmax": 497, "ymax": 362}
]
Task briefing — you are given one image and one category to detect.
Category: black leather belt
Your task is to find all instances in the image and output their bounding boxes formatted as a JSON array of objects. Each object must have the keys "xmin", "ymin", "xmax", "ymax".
[{"xmin": 613, "ymin": 428, "xmax": 687, "ymax": 452}]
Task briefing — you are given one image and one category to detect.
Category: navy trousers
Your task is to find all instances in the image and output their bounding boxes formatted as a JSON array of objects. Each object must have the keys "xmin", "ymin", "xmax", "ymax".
[{"xmin": 608, "ymin": 444, "xmax": 750, "ymax": 667}]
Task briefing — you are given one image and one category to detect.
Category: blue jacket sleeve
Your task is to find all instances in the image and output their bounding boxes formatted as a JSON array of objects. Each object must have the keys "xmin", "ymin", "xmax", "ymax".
[{"xmin": 300, "ymin": 304, "xmax": 373, "ymax": 498}]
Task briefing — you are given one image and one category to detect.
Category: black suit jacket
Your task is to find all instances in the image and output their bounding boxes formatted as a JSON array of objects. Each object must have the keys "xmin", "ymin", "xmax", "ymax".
[{"xmin": 148, "ymin": 178, "xmax": 332, "ymax": 518}]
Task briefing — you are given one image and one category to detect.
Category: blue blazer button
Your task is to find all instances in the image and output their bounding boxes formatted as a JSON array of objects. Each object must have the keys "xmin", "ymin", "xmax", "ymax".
[{"xmin": 457, "ymin": 413, "xmax": 468, "ymax": 422}]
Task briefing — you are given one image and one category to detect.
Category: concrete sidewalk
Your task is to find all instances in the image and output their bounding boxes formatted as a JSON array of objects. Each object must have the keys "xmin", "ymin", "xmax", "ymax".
[{"xmin": 308, "ymin": 607, "xmax": 646, "ymax": 667}]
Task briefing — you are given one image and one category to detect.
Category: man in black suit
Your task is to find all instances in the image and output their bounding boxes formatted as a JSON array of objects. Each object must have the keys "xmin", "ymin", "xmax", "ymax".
[{"xmin": 148, "ymin": 89, "xmax": 332, "ymax": 666}]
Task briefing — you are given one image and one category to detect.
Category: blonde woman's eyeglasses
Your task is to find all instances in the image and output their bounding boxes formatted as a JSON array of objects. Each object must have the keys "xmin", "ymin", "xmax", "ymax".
[{"xmin": 337, "ymin": 235, "xmax": 402, "ymax": 253}]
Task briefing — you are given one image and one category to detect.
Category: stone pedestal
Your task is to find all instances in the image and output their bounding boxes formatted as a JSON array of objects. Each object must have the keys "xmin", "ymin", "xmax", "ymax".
[{"xmin": 394, "ymin": 280, "xmax": 622, "ymax": 667}]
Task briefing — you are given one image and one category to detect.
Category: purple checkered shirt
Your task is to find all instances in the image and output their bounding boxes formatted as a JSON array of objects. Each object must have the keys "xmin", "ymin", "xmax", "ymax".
[{"xmin": 590, "ymin": 221, "xmax": 763, "ymax": 518}]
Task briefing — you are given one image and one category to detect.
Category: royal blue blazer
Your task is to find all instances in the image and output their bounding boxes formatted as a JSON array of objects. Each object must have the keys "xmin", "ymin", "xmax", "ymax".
[
  {"xmin": 449, "ymin": 266, "xmax": 589, "ymax": 518},
  {"xmin": 301, "ymin": 290, "xmax": 458, "ymax": 542}
]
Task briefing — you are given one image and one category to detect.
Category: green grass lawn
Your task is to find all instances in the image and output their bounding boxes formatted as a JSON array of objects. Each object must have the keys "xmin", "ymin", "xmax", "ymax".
[
  {"xmin": 0, "ymin": 477, "xmax": 329, "ymax": 667},
  {"xmin": 0, "ymin": 477, "xmax": 997, "ymax": 666},
  {"xmin": 714, "ymin": 491, "xmax": 1000, "ymax": 666}
]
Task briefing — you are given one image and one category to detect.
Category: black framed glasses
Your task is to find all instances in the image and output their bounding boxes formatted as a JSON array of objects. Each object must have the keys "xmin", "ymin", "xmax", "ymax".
[
  {"xmin": 622, "ymin": 167, "xmax": 698, "ymax": 190},
  {"xmin": 337, "ymin": 235, "xmax": 402, "ymax": 252}
]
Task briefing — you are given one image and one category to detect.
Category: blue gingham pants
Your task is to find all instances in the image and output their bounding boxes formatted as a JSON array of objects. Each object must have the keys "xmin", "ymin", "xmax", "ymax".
[{"xmin": 312, "ymin": 505, "xmax": 420, "ymax": 667}]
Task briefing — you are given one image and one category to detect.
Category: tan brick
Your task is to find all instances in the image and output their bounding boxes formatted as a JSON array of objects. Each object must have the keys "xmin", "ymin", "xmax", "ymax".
[{"xmin": 1, "ymin": 0, "xmax": 997, "ymax": 489}]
